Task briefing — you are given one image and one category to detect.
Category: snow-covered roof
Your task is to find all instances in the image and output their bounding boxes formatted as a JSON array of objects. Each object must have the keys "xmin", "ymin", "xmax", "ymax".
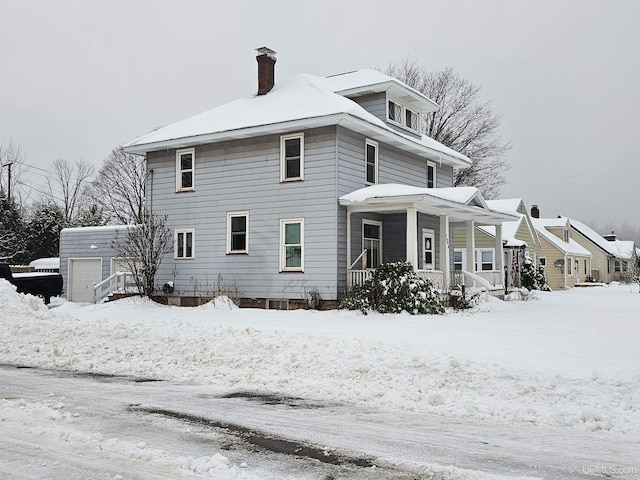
[
  {"xmin": 28, "ymin": 257, "xmax": 60, "ymax": 269},
  {"xmin": 532, "ymin": 219, "xmax": 591, "ymax": 256},
  {"xmin": 339, "ymin": 184, "xmax": 517, "ymax": 225},
  {"xmin": 61, "ymin": 225, "xmax": 130, "ymax": 233},
  {"xmin": 478, "ymin": 198, "xmax": 540, "ymax": 248},
  {"xmin": 567, "ymin": 218, "xmax": 620, "ymax": 256},
  {"xmin": 612, "ymin": 240, "xmax": 636, "ymax": 260},
  {"xmin": 124, "ymin": 72, "xmax": 470, "ymax": 167},
  {"xmin": 478, "ymin": 222, "xmax": 527, "ymax": 247},
  {"xmin": 323, "ymin": 69, "xmax": 439, "ymax": 112},
  {"xmin": 485, "ymin": 198, "xmax": 523, "ymax": 216},
  {"xmin": 536, "ymin": 217, "xmax": 569, "ymax": 229}
]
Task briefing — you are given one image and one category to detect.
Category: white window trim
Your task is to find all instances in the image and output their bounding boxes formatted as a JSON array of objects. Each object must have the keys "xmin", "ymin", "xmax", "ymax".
[
  {"xmin": 568, "ymin": 256, "xmax": 573, "ymax": 275},
  {"xmin": 226, "ymin": 211, "xmax": 249, "ymax": 254},
  {"xmin": 174, "ymin": 228, "xmax": 195, "ymax": 259},
  {"xmin": 365, "ymin": 139, "xmax": 378, "ymax": 185},
  {"xmin": 427, "ymin": 160, "xmax": 436, "ymax": 188},
  {"xmin": 279, "ymin": 218, "xmax": 304, "ymax": 272},
  {"xmin": 454, "ymin": 248, "xmax": 466, "ymax": 271},
  {"xmin": 362, "ymin": 219, "xmax": 383, "ymax": 269},
  {"xmin": 405, "ymin": 106, "xmax": 419, "ymax": 132},
  {"xmin": 475, "ymin": 248, "xmax": 495, "ymax": 271},
  {"xmin": 280, "ymin": 133, "xmax": 304, "ymax": 182},
  {"xmin": 422, "ymin": 228, "xmax": 436, "ymax": 270},
  {"xmin": 387, "ymin": 99, "xmax": 403, "ymax": 127},
  {"xmin": 176, "ymin": 148, "xmax": 195, "ymax": 192},
  {"xmin": 539, "ymin": 257, "xmax": 547, "ymax": 267}
]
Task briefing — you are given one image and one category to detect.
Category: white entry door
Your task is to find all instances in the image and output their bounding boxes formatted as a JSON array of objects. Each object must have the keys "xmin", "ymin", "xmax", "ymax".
[
  {"xmin": 68, "ymin": 258, "xmax": 102, "ymax": 303},
  {"xmin": 422, "ymin": 229, "xmax": 435, "ymax": 270}
]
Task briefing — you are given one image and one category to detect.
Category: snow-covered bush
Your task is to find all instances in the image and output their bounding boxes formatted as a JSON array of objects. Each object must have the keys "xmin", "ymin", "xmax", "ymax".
[
  {"xmin": 339, "ymin": 261, "xmax": 444, "ymax": 315},
  {"xmin": 536, "ymin": 265, "xmax": 551, "ymax": 291}
]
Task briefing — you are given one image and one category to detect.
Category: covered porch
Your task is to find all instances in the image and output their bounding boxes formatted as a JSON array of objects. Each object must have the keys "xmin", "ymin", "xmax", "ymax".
[{"xmin": 339, "ymin": 184, "xmax": 517, "ymax": 292}]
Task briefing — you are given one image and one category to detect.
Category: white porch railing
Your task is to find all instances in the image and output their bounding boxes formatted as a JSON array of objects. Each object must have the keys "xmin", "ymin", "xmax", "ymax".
[
  {"xmin": 452, "ymin": 270, "xmax": 503, "ymax": 290},
  {"xmin": 93, "ymin": 271, "xmax": 136, "ymax": 303},
  {"xmin": 348, "ymin": 269, "xmax": 446, "ymax": 290}
]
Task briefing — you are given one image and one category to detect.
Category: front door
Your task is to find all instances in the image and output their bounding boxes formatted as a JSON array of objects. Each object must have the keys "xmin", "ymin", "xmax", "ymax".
[{"xmin": 422, "ymin": 229, "xmax": 435, "ymax": 270}]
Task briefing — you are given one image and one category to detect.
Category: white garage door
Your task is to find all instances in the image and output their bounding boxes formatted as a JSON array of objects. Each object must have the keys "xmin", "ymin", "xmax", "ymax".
[{"xmin": 68, "ymin": 259, "xmax": 102, "ymax": 303}]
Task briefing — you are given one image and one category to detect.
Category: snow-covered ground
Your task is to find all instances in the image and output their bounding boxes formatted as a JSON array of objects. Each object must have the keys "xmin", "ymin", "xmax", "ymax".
[{"xmin": 1, "ymin": 280, "xmax": 639, "ymax": 479}]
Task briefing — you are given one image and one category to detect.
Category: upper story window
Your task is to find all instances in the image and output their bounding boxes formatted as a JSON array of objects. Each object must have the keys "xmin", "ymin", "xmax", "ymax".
[
  {"xmin": 365, "ymin": 139, "xmax": 378, "ymax": 185},
  {"xmin": 176, "ymin": 148, "xmax": 195, "ymax": 192},
  {"xmin": 227, "ymin": 212, "xmax": 249, "ymax": 254},
  {"xmin": 388, "ymin": 100, "xmax": 402, "ymax": 124},
  {"xmin": 405, "ymin": 108, "xmax": 419, "ymax": 131},
  {"xmin": 388, "ymin": 99, "xmax": 420, "ymax": 133},
  {"xmin": 563, "ymin": 229, "xmax": 569, "ymax": 242},
  {"xmin": 280, "ymin": 133, "xmax": 304, "ymax": 182},
  {"xmin": 175, "ymin": 229, "xmax": 194, "ymax": 259},
  {"xmin": 427, "ymin": 161, "xmax": 436, "ymax": 188}
]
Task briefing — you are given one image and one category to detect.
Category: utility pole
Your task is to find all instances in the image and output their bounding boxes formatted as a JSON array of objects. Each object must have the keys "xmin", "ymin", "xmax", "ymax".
[{"xmin": 2, "ymin": 162, "xmax": 13, "ymax": 200}]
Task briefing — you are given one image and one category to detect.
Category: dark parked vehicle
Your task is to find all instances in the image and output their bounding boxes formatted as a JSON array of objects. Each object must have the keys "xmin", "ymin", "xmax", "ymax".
[{"xmin": 0, "ymin": 262, "xmax": 63, "ymax": 304}]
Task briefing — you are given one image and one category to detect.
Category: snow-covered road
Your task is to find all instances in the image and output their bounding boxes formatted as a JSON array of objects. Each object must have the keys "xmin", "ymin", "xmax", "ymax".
[{"xmin": 2, "ymin": 365, "xmax": 637, "ymax": 480}]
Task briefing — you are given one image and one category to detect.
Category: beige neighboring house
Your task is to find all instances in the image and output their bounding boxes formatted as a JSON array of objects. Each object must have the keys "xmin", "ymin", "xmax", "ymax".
[
  {"xmin": 565, "ymin": 220, "xmax": 637, "ymax": 283},
  {"xmin": 532, "ymin": 217, "xmax": 592, "ymax": 289},
  {"xmin": 453, "ymin": 198, "xmax": 541, "ymax": 289}
]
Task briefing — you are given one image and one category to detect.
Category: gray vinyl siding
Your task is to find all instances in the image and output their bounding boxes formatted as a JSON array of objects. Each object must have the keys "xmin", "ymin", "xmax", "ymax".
[
  {"xmin": 147, "ymin": 126, "xmax": 340, "ymax": 301},
  {"xmin": 349, "ymin": 93, "xmax": 387, "ymax": 123}
]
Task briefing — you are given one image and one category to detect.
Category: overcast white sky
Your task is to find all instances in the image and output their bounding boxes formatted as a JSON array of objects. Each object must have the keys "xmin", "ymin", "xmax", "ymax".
[{"xmin": 1, "ymin": 0, "xmax": 639, "ymax": 230}]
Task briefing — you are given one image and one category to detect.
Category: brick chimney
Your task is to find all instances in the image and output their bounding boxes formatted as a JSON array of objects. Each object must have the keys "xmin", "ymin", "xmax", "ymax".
[
  {"xmin": 603, "ymin": 231, "xmax": 616, "ymax": 242},
  {"xmin": 256, "ymin": 47, "xmax": 277, "ymax": 95},
  {"xmin": 531, "ymin": 204, "xmax": 540, "ymax": 219}
]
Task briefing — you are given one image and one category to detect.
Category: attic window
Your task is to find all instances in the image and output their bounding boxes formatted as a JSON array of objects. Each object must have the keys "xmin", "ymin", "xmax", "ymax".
[
  {"xmin": 388, "ymin": 100, "xmax": 402, "ymax": 124},
  {"xmin": 405, "ymin": 108, "xmax": 419, "ymax": 131}
]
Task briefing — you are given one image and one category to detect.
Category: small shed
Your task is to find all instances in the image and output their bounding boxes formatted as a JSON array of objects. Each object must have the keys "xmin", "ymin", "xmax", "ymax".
[{"xmin": 59, "ymin": 226, "xmax": 129, "ymax": 302}]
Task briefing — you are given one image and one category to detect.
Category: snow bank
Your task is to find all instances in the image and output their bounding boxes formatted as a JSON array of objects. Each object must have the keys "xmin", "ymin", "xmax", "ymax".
[{"xmin": 1, "ymin": 280, "xmax": 639, "ymax": 434}]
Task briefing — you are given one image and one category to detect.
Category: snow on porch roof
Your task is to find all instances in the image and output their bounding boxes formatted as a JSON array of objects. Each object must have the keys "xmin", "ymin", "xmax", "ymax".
[
  {"xmin": 123, "ymin": 73, "xmax": 470, "ymax": 167},
  {"xmin": 339, "ymin": 184, "xmax": 518, "ymax": 225}
]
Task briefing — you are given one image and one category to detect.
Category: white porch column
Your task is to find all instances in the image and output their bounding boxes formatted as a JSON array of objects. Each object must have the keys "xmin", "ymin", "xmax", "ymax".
[
  {"xmin": 465, "ymin": 220, "xmax": 475, "ymax": 272},
  {"xmin": 439, "ymin": 215, "xmax": 450, "ymax": 289},
  {"xmin": 495, "ymin": 224, "xmax": 504, "ymax": 285},
  {"xmin": 346, "ymin": 210, "xmax": 352, "ymax": 271},
  {"xmin": 406, "ymin": 206, "xmax": 418, "ymax": 270}
]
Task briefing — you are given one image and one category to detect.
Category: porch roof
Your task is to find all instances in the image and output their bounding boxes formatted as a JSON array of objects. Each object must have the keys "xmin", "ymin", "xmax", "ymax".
[{"xmin": 339, "ymin": 184, "xmax": 518, "ymax": 225}]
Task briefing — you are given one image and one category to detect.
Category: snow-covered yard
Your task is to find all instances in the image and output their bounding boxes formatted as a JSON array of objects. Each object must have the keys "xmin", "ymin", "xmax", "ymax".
[{"xmin": 1, "ymin": 280, "xmax": 639, "ymax": 478}]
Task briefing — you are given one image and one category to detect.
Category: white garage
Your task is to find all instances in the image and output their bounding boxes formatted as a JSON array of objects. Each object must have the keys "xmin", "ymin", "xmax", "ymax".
[{"xmin": 68, "ymin": 258, "xmax": 102, "ymax": 303}]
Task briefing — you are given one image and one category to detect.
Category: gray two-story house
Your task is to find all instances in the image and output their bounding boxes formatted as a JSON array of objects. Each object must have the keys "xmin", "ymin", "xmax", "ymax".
[{"xmin": 61, "ymin": 49, "xmax": 512, "ymax": 306}]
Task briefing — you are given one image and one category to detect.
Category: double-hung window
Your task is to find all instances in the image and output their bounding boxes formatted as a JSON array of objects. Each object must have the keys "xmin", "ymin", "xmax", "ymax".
[
  {"xmin": 176, "ymin": 148, "xmax": 195, "ymax": 192},
  {"xmin": 365, "ymin": 139, "xmax": 378, "ymax": 185},
  {"xmin": 475, "ymin": 249, "xmax": 494, "ymax": 271},
  {"xmin": 280, "ymin": 218, "xmax": 304, "ymax": 272},
  {"xmin": 362, "ymin": 220, "xmax": 382, "ymax": 269},
  {"xmin": 175, "ymin": 229, "xmax": 195, "ymax": 259},
  {"xmin": 280, "ymin": 133, "xmax": 304, "ymax": 182},
  {"xmin": 454, "ymin": 249, "xmax": 465, "ymax": 271},
  {"xmin": 227, "ymin": 212, "xmax": 248, "ymax": 254},
  {"xmin": 427, "ymin": 161, "xmax": 436, "ymax": 188}
]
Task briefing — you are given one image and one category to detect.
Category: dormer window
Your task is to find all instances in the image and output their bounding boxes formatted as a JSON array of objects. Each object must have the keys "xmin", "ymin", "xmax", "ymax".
[
  {"xmin": 405, "ymin": 108, "xmax": 419, "ymax": 131},
  {"xmin": 388, "ymin": 99, "xmax": 420, "ymax": 132},
  {"xmin": 388, "ymin": 100, "xmax": 402, "ymax": 124}
]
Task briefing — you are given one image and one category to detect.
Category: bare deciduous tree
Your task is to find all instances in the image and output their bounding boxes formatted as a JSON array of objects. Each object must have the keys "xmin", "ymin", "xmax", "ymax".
[
  {"xmin": 112, "ymin": 211, "xmax": 172, "ymax": 297},
  {"xmin": 385, "ymin": 60, "xmax": 511, "ymax": 199},
  {"xmin": 47, "ymin": 158, "xmax": 95, "ymax": 224},
  {"xmin": 90, "ymin": 147, "xmax": 146, "ymax": 225}
]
